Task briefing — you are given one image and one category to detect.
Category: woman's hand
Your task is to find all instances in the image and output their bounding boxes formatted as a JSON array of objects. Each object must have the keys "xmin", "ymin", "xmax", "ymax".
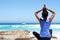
[
  {"xmin": 44, "ymin": 4, "xmax": 46, "ymax": 8},
  {"xmin": 43, "ymin": 4, "xmax": 47, "ymax": 11}
]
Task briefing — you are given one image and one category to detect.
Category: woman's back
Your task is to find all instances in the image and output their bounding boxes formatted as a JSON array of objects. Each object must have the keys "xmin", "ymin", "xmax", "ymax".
[{"xmin": 40, "ymin": 19, "xmax": 51, "ymax": 37}]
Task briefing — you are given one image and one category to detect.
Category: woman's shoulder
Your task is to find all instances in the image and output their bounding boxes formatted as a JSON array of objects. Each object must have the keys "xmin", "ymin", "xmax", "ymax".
[
  {"xmin": 42, "ymin": 19, "xmax": 50, "ymax": 22},
  {"xmin": 46, "ymin": 18, "xmax": 51, "ymax": 23}
]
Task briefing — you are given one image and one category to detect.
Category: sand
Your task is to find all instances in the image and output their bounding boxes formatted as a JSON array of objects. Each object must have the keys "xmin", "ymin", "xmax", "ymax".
[{"xmin": 0, "ymin": 30, "xmax": 59, "ymax": 40}]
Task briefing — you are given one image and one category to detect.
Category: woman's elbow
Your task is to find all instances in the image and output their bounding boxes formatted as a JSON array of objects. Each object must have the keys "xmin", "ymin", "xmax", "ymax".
[
  {"xmin": 53, "ymin": 12, "xmax": 55, "ymax": 15},
  {"xmin": 35, "ymin": 12, "xmax": 37, "ymax": 15},
  {"xmin": 54, "ymin": 12, "xmax": 55, "ymax": 16},
  {"xmin": 53, "ymin": 13, "xmax": 55, "ymax": 17}
]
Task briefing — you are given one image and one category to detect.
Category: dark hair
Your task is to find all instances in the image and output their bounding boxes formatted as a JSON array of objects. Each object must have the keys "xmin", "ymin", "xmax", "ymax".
[{"xmin": 42, "ymin": 10, "xmax": 48, "ymax": 19}]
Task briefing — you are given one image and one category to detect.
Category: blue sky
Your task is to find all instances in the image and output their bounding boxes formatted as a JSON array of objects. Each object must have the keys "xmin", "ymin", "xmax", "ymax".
[{"xmin": 0, "ymin": 0, "xmax": 60, "ymax": 23}]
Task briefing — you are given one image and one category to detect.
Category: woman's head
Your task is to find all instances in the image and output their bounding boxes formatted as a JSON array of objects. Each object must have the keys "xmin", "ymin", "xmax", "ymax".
[{"xmin": 42, "ymin": 10, "xmax": 48, "ymax": 19}]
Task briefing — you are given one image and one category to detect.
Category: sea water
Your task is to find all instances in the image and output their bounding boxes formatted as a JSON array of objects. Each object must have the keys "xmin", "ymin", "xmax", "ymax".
[{"xmin": 0, "ymin": 24, "xmax": 60, "ymax": 34}]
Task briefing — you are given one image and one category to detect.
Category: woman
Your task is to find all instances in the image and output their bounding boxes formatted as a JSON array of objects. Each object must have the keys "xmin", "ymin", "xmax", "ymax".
[{"xmin": 33, "ymin": 4, "xmax": 55, "ymax": 40}]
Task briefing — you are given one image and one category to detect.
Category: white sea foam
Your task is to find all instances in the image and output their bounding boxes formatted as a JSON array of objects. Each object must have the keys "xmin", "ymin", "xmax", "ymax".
[
  {"xmin": 11, "ymin": 25, "xmax": 20, "ymax": 28},
  {"xmin": 50, "ymin": 24, "xmax": 60, "ymax": 28},
  {"xmin": 27, "ymin": 24, "xmax": 40, "ymax": 28},
  {"xmin": 25, "ymin": 24, "xmax": 60, "ymax": 29}
]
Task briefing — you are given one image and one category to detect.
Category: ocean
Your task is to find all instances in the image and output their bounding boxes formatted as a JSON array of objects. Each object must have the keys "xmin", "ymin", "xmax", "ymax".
[{"xmin": 0, "ymin": 24, "xmax": 60, "ymax": 34}]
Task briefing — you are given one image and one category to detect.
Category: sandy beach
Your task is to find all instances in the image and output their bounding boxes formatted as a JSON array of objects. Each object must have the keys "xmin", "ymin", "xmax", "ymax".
[{"xmin": 0, "ymin": 30, "xmax": 59, "ymax": 40}]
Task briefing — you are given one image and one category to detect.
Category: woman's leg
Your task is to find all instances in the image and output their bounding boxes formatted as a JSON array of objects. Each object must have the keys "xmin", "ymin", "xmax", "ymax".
[
  {"xmin": 49, "ymin": 29, "xmax": 52, "ymax": 37},
  {"xmin": 33, "ymin": 31, "xmax": 40, "ymax": 40},
  {"xmin": 40, "ymin": 37, "xmax": 51, "ymax": 40},
  {"xmin": 33, "ymin": 31, "xmax": 51, "ymax": 40}
]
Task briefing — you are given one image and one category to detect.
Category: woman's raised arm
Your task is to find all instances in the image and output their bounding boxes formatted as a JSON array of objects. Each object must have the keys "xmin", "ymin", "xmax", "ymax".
[
  {"xmin": 47, "ymin": 9, "xmax": 55, "ymax": 22},
  {"xmin": 35, "ymin": 9, "xmax": 42, "ymax": 23}
]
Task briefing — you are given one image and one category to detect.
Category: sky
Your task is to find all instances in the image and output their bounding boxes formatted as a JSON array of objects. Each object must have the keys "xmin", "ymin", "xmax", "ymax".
[{"xmin": 0, "ymin": 0, "xmax": 60, "ymax": 23}]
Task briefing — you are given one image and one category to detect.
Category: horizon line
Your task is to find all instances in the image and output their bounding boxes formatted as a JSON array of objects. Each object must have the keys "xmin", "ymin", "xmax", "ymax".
[{"xmin": 0, "ymin": 23, "xmax": 59, "ymax": 25}]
